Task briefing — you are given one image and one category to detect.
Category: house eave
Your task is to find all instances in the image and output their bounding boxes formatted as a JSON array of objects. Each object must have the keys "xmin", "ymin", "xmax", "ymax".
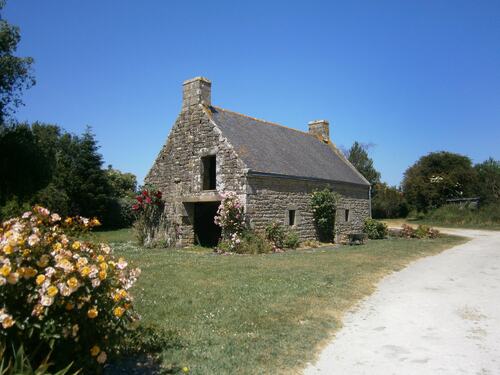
[{"xmin": 246, "ymin": 170, "xmax": 371, "ymax": 188}]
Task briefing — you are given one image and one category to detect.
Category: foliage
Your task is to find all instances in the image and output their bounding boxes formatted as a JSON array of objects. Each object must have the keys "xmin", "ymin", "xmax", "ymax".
[
  {"xmin": 402, "ymin": 151, "xmax": 477, "ymax": 212},
  {"xmin": 0, "ymin": 206, "xmax": 140, "ymax": 371},
  {"xmin": 0, "ymin": 123, "xmax": 136, "ymax": 228},
  {"xmin": 417, "ymin": 203, "xmax": 500, "ymax": 228},
  {"xmin": 414, "ymin": 225, "xmax": 439, "ymax": 239},
  {"xmin": 398, "ymin": 224, "xmax": 439, "ymax": 239},
  {"xmin": 474, "ymin": 158, "xmax": 500, "ymax": 205},
  {"xmin": 0, "ymin": 2, "xmax": 35, "ymax": 123},
  {"xmin": 131, "ymin": 187, "xmax": 164, "ymax": 247},
  {"xmin": 265, "ymin": 222, "xmax": 285, "ymax": 249},
  {"xmin": 0, "ymin": 124, "xmax": 52, "ymax": 205},
  {"xmin": 214, "ymin": 192, "xmax": 245, "ymax": 250},
  {"xmin": 345, "ymin": 142, "xmax": 381, "ymax": 186},
  {"xmin": 104, "ymin": 167, "xmax": 137, "ymax": 199},
  {"xmin": 238, "ymin": 231, "xmax": 272, "ymax": 254},
  {"xmin": 0, "ymin": 197, "xmax": 30, "ymax": 222},
  {"xmin": 400, "ymin": 224, "xmax": 416, "ymax": 238},
  {"xmin": 363, "ymin": 218, "xmax": 388, "ymax": 239},
  {"xmin": 0, "ymin": 343, "xmax": 75, "ymax": 375},
  {"xmin": 311, "ymin": 189, "xmax": 340, "ymax": 242},
  {"xmin": 283, "ymin": 230, "xmax": 300, "ymax": 249},
  {"xmin": 371, "ymin": 183, "xmax": 409, "ymax": 219},
  {"xmin": 216, "ymin": 231, "xmax": 273, "ymax": 254}
]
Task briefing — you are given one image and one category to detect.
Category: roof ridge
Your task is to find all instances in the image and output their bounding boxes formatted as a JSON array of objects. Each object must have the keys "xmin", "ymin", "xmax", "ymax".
[{"xmin": 211, "ymin": 106, "xmax": 315, "ymax": 138}]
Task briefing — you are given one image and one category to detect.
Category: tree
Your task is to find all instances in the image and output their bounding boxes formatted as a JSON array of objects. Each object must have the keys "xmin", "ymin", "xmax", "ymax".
[
  {"xmin": 402, "ymin": 151, "xmax": 477, "ymax": 212},
  {"xmin": 0, "ymin": 123, "xmax": 137, "ymax": 227},
  {"xmin": 105, "ymin": 166, "xmax": 137, "ymax": 198},
  {"xmin": 371, "ymin": 183, "xmax": 409, "ymax": 219},
  {"xmin": 0, "ymin": 1, "xmax": 35, "ymax": 123},
  {"xmin": 0, "ymin": 123, "xmax": 52, "ymax": 205},
  {"xmin": 346, "ymin": 142, "xmax": 381, "ymax": 186},
  {"xmin": 474, "ymin": 158, "xmax": 500, "ymax": 205}
]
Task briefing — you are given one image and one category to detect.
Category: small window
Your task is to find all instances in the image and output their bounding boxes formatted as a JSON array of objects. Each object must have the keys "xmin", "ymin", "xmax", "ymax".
[
  {"xmin": 288, "ymin": 210, "xmax": 296, "ymax": 226},
  {"xmin": 345, "ymin": 209, "xmax": 350, "ymax": 222},
  {"xmin": 201, "ymin": 155, "xmax": 216, "ymax": 190}
]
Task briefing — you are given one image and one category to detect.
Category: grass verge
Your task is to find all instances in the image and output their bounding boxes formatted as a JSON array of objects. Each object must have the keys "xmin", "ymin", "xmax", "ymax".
[
  {"xmin": 382, "ymin": 218, "xmax": 500, "ymax": 231},
  {"xmin": 105, "ymin": 230, "xmax": 466, "ymax": 374}
]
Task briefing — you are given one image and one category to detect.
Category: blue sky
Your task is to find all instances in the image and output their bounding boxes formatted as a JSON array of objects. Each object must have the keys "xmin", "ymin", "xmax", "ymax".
[{"xmin": 5, "ymin": 0, "xmax": 500, "ymax": 186}]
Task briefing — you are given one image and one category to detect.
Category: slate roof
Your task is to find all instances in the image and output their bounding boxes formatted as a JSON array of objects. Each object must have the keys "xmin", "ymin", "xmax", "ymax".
[{"xmin": 208, "ymin": 106, "xmax": 370, "ymax": 186}]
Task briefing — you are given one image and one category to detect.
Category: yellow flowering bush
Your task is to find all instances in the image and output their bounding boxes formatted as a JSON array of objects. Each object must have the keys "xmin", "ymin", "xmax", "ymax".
[{"xmin": 0, "ymin": 206, "xmax": 141, "ymax": 370}]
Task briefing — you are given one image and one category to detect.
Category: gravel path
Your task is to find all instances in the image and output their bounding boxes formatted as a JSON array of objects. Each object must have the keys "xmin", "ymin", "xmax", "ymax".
[{"xmin": 304, "ymin": 229, "xmax": 500, "ymax": 375}]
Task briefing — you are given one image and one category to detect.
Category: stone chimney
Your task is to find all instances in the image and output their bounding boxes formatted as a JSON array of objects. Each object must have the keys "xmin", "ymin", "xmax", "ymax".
[
  {"xmin": 308, "ymin": 120, "xmax": 330, "ymax": 142},
  {"xmin": 182, "ymin": 77, "xmax": 211, "ymax": 111}
]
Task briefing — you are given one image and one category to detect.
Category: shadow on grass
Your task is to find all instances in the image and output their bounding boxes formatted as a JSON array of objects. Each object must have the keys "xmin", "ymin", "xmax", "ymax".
[{"xmin": 104, "ymin": 324, "xmax": 185, "ymax": 375}]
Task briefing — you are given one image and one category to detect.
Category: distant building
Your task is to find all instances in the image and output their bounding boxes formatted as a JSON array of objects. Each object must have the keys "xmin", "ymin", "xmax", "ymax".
[
  {"xmin": 446, "ymin": 197, "xmax": 480, "ymax": 209},
  {"xmin": 146, "ymin": 77, "xmax": 371, "ymax": 247}
]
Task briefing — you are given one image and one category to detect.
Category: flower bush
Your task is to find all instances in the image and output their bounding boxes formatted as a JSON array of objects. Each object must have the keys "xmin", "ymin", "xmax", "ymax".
[
  {"xmin": 132, "ymin": 187, "xmax": 164, "ymax": 246},
  {"xmin": 0, "ymin": 206, "xmax": 140, "ymax": 371},
  {"xmin": 214, "ymin": 192, "xmax": 245, "ymax": 252},
  {"xmin": 399, "ymin": 224, "xmax": 439, "ymax": 239}
]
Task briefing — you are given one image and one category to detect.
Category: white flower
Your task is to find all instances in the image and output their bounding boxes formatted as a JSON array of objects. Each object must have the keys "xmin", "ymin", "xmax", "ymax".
[
  {"xmin": 50, "ymin": 213, "xmax": 61, "ymax": 222},
  {"xmin": 28, "ymin": 234, "xmax": 40, "ymax": 246},
  {"xmin": 117, "ymin": 258, "xmax": 128, "ymax": 270},
  {"xmin": 45, "ymin": 267, "xmax": 56, "ymax": 277},
  {"xmin": 97, "ymin": 351, "xmax": 107, "ymax": 364},
  {"xmin": 41, "ymin": 295, "xmax": 54, "ymax": 306}
]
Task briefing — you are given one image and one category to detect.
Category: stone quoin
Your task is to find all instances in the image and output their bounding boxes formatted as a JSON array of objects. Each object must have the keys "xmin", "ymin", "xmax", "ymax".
[{"xmin": 145, "ymin": 77, "xmax": 371, "ymax": 247}]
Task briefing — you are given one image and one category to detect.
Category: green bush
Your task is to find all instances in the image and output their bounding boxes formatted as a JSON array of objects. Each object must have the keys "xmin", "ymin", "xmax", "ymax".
[
  {"xmin": 216, "ymin": 231, "xmax": 273, "ymax": 254},
  {"xmin": 311, "ymin": 189, "xmax": 340, "ymax": 242},
  {"xmin": 265, "ymin": 221, "xmax": 285, "ymax": 249},
  {"xmin": 363, "ymin": 218, "xmax": 388, "ymax": 239},
  {"xmin": 0, "ymin": 197, "xmax": 30, "ymax": 221},
  {"xmin": 283, "ymin": 231, "xmax": 300, "ymax": 249},
  {"xmin": 238, "ymin": 231, "xmax": 273, "ymax": 254},
  {"xmin": 0, "ymin": 343, "xmax": 75, "ymax": 375}
]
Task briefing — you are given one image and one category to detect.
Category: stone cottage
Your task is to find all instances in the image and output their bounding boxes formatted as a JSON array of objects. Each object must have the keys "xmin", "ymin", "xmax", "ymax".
[{"xmin": 145, "ymin": 77, "xmax": 371, "ymax": 247}]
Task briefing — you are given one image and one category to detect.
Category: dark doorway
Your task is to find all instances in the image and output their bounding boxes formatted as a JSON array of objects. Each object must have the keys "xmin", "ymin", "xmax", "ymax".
[{"xmin": 194, "ymin": 202, "xmax": 221, "ymax": 247}]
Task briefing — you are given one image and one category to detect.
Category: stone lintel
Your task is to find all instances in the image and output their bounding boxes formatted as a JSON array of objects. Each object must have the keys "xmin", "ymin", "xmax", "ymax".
[{"xmin": 181, "ymin": 192, "xmax": 222, "ymax": 203}]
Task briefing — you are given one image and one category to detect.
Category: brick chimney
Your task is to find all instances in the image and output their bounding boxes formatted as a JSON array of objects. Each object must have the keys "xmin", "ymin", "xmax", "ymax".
[
  {"xmin": 182, "ymin": 77, "xmax": 211, "ymax": 111},
  {"xmin": 308, "ymin": 120, "xmax": 330, "ymax": 142}
]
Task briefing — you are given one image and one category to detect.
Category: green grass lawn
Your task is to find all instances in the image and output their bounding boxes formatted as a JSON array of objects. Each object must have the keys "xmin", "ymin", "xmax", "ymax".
[
  {"xmin": 87, "ymin": 228, "xmax": 136, "ymax": 243},
  {"xmin": 103, "ymin": 230, "xmax": 466, "ymax": 374}
]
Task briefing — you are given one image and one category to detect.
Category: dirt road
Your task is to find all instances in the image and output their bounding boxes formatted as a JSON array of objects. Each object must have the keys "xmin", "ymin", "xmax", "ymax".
[{"xmin": 304, "ymin": 229, "xmax": 500, "ymax": 375}]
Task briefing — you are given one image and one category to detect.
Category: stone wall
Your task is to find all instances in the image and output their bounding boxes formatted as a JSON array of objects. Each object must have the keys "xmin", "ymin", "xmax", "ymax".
[{"xmin": 246, "ymin": 175, "xmax": 370, "ymax": 242}]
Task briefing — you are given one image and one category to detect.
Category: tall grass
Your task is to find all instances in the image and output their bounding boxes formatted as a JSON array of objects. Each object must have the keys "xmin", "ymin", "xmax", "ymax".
[{"xmin": 417, "ymin": 204, "xmax": 500, "ymax": 229}]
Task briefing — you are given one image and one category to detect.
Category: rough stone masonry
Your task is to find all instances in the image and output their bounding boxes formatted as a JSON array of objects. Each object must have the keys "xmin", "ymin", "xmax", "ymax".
[{"xmin": 145, "ymin": 77, "xmax": 371, "ymax": 247}]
